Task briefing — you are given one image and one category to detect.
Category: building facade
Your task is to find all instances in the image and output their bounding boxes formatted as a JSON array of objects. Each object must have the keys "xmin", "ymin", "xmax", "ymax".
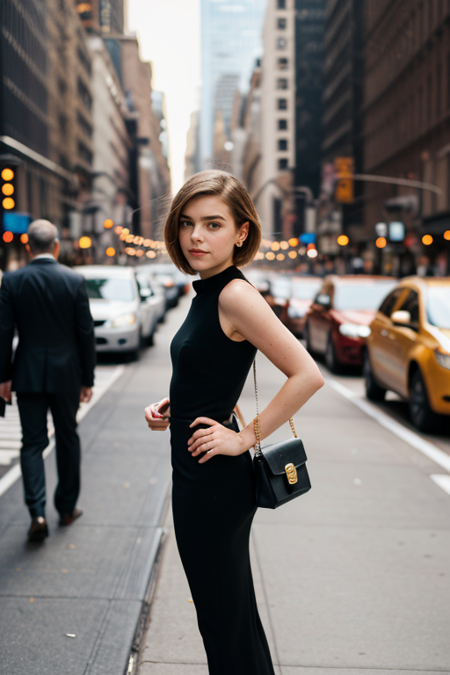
[
  {"xmin": 258, "ymin": 0, "xmax": 296, "ymax": 237},
  {"xmin": 318, "ymin": 0, "xmax": 364, "ymax": 254},
  {"xmin": 200, "ymin": 0, "xmax": 266, "ymax": 168},
  {"xmin": 0, "ymin": 0, "xmax": 94, "ymax": 268},
  {"xmin": 363, "ymin": 0, "xmax": 450, "ymax": 274}
]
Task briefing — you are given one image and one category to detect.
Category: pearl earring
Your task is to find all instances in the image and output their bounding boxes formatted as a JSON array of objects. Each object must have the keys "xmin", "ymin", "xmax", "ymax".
[{"xmin": 236, "ymin": 241, "xmax": 243, "ymax": 247}]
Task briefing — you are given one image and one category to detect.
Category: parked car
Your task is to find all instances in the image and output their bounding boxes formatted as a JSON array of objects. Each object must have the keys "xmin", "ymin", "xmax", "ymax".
[
  {"xmin": 134, "ymin": 270, "xmax": 166, "ymax": 342},
  {"xmin": 75, "ymin": 266, "xmax": 158, "ymax": 358},
  {"xmin": 364, "ymin": 276, "xmax": 450, "ymax": 431},
  {"xmin": 285, "ymin": 276, "xmax": 322, "ymax": 337},
  {"xmin": 304, "ymin": 275, "xmax": 397, "ymax": 372},
  {"xmin": 145, "ymin": 263, "xmax": 190, "ymax": 300}
]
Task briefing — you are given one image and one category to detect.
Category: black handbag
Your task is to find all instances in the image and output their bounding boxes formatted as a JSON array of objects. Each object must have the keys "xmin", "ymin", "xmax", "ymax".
[{"xmin": 252, "ymin": 361, "xmax": 311, "ymax": 509}]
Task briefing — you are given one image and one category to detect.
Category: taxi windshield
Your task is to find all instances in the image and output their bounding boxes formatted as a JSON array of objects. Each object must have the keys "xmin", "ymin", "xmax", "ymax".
[
  {"xmin": 427, "ymin": 287, "xmax": 450, "ymax": 329},
  {"xmin": 334, "ymin": 281, "xmax": 397, "ymax": 311}
]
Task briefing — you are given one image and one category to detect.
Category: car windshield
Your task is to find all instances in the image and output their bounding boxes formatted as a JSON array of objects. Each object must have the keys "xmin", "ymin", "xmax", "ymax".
[
  {"xmin": 334, "ymin": 281, "xmax": 396, "ymax": 311},
  {"xmin": 427, "ymin": 287, "xmax": 450, "ymax": 329},
  {"xmin": 291, "ymin": 280, "xmax": 321, "ymax": 300},
  {"xmin": 85, "ymin": 278, "xmax": 135, "ymax": 302}
]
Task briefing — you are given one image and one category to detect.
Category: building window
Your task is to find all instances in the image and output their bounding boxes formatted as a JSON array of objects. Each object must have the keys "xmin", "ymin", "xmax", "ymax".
[
  {"xmin": 278, "ymin": 139, "xmax": 288, "ymax": 151},
  {"xmin": 278, "ymin": 158, "xmax": 288, "ymax": 170},
  {"xmin": 277, "ymin": 18, "xmax": 287, "ymax": 29},
  {"xmin": 277, "ymin": 0, "xmax": 286, "ymax": 8},
  {"xmin": 278, "ymin": 98, "xmax": 287, "ymax": 110},
  {"xmin": 278, "ymin": 119, "xmax": 287, "ymax": 130},
  {"xmin": 277, "ymin": 78, "xmax": 288, "ymax": 90},
  {"xmin": 278, "ymin": 57, "xmax": 288, "ymax": 70},
  {"xmin": 277, "ymin": 37, "xmax": 287, "ymax": 49}
]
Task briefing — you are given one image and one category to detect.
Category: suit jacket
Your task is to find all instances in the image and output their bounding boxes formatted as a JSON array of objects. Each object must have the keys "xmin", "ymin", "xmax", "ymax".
[{"xmin": 0, "ymin": 258, "xmax": 96, "ymax": 393}]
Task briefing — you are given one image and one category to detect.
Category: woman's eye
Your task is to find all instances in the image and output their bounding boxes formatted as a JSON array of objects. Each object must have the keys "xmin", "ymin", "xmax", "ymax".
[
  {"xmin": 208, "ymin": 222, "xmax": 221, "ymax": 230},
  {"xmin": 180, "ymin": 221, "xmax": 193, "ymax": 227}
]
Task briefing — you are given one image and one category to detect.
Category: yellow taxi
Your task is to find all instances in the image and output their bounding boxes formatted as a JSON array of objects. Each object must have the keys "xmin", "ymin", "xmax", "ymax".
[{"xmin": 364, "ymin": 277, "xmax": 450, "ymax": 431}]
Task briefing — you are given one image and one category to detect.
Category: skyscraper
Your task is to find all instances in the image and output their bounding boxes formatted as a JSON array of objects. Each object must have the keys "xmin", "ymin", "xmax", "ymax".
[{"xmin": 200, "ymin": 0, "xmax": 266, "ymax": 168}]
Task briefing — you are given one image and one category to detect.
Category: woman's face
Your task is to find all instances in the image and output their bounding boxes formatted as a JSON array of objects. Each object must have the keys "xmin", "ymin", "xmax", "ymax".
[{"xmin": 178, "ymin": 195, "xmax": 248, "ymax": 278}]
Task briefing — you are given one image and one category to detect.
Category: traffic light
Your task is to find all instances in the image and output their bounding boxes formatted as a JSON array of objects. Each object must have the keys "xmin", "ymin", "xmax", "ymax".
[
  {"xmin": 334, "ymin": 157, "xmax": 354, "ymax": 204},
  {"xmin": 1, "ymin": 166, "xmax": 16, "ymax": 211}
]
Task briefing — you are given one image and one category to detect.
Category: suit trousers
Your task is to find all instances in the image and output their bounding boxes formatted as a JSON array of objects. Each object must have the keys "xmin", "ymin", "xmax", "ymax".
[{"xmin": 17, "ymin": 391, "xmax": 81, "ymax": 518}]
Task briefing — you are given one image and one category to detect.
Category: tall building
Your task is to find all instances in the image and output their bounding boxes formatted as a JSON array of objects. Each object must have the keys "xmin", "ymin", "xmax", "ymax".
[
  {"xmin": 363, "ymin": 0, "xmax": 450, "ymax": 273},
  {"xmin": 295, "ymin": 0, "xmax": 326, "ymax": 200},
  {"xmin": 258, "ymin": 0, "xmax": 296, "ymax": 237},
  {"xmin": 200, "ymin": 0, "xmax": 266, "ymax": 168},
  {"xmin": 1, "ymin": 0, "xmax": 93, "ymax": 268},
  {"xmin": 318, "ymin": 0, "xmax": 363, "ymax": 253},
  {"xmin": 116, "ymin": 36, "xmax": 171, "ymax": 238},
  {"xmin": 85, "ymin": 35, "xmax": 131, "ymax": 254}
]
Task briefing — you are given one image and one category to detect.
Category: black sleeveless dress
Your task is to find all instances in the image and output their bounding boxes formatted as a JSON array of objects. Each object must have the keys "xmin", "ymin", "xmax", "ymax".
[{"xmin": 170, "ymin": 265, "xmax": 275, "ymax": 675}]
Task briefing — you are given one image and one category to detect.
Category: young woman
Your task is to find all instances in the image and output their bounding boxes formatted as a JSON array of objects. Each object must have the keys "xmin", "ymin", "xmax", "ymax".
[{"xmin": 145, "ymin": 170, "xmax": 324, "ymax": 675}]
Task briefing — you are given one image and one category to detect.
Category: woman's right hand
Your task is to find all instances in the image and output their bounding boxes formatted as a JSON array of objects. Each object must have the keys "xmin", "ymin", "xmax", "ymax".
[{"xmin": 145, "ymin": 397, "xmax": 171, "ymax": 431}]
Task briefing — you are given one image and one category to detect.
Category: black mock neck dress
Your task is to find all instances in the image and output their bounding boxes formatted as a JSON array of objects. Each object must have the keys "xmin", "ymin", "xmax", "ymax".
[{"xmin": 170, "ymin": 265, "xmax": 275, "ymax": 675}]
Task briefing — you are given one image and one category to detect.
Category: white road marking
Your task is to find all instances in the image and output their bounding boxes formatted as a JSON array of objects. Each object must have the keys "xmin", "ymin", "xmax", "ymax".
[
  {"xmin": 430, "ymin": 474, "xmax": 450, "ymax": 496},
  {"xmin": 0, "ymin": 366, "xmax": 125, "ymax": 498},
  {"xmin": 327, "ymin": 378, "xmax": 450, "ymax": 495}
]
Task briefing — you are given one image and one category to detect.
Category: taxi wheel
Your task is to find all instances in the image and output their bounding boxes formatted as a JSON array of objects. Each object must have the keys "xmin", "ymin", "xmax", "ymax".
[
  {"xmin": 325, "ymin": 334, "xmax": 339, "ymax": 373},
  {"xmin": 364, "ymin": 352, "xmax": 386, "ymax": 401},
  {"xmin": 409, "ymin": 370, "xmax": 436, "ymax": 432}
]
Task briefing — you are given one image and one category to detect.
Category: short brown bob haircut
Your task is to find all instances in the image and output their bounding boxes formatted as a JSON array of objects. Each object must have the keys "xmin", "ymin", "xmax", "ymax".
[{"xmin": 164, "ymin": 170, "xmax": 262, "ymax": 275}]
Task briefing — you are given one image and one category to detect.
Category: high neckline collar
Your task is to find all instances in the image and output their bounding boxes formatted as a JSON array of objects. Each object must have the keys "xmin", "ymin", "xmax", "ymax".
[{"xmin": 192, "ymin": 265, "xmax": 237, "ymax": 295}]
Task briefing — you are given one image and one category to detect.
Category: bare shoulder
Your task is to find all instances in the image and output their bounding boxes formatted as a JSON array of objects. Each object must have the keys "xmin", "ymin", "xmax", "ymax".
[{"xmin": 219, "ymin": 278, "xmax": 264, "ymax": 311}]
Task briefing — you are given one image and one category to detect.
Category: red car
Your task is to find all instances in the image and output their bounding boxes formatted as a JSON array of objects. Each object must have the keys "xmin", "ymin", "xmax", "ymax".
[{"xmin": 304, "ymin": 276, "xmax": 397, "ymax": 372}]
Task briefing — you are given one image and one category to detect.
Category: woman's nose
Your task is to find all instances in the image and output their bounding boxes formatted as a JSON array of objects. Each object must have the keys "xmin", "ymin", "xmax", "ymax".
[{"xmin": 191, "ymin": 226, "xmax": 203, "ymax": 242}]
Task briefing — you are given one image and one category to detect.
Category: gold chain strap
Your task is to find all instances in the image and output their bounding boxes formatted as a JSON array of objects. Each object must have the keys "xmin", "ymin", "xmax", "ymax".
[{"xmin": 252, "ymin": 360, "xmax": 297, "ymax": 456}]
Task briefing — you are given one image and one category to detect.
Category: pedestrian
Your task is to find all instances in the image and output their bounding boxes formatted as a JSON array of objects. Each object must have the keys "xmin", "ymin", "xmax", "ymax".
[
  {"xmin": 0, "ymin": 220, "xmax": 96, "ymax": 542},
  {"xmin": 145, "ymin": 170, "xmax": 324, "ymax": 675}
]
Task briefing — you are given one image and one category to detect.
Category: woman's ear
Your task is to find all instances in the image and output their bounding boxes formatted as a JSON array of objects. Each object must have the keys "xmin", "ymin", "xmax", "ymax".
[{"xmin": 238, "ymin": 221, "xmax": 249, "ymax": 245}]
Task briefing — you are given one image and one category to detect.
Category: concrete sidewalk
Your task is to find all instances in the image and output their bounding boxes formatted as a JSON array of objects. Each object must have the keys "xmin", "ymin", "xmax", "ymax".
[
  {"xmin": 138, "ymin": 355, "xmax": 450, "ymax": 675},
  {"xmin": 0, "ymin": 298, "xmax": 188, "ymax": 675}
]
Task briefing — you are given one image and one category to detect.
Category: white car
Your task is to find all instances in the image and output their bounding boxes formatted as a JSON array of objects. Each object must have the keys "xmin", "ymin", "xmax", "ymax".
[
  {"xmin": 135, "ymin": 270, "xmax": 166, "ymax": 338},
  {"xmin": 75, "ymin": 265, "xmax": 158, "ymax": 357}
]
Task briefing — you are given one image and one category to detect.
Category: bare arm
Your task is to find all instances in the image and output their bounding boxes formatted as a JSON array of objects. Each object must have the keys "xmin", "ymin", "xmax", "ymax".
[
  {"xmin": 188, "ymin": 280, "xmax": 324, "ymax": 461},
  {"xmin": 221, "ymin": 280, "xmax": 324, "ymax": 448}
]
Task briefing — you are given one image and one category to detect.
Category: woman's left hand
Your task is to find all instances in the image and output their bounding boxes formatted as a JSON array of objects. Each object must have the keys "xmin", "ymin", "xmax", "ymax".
[{"xmin": 188, "ymin": 417, "xmax": 247, "ymax": 464}]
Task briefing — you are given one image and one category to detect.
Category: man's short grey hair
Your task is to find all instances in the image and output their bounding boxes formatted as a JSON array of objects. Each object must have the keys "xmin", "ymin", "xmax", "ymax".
[{"xmin": 27, "ymin": 220, "xmax": 59, "ymax": 254}]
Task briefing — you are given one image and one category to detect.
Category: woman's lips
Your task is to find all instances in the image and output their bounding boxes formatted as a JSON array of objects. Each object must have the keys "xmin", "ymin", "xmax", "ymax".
[{"xmin": 189, "ymin": 249, "xmax": 208, "ymax": 257}]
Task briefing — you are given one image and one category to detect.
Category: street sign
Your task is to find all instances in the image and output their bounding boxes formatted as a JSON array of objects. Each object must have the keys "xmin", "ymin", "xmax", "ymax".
[{"xmin": 300, "ymin": 233, "xmax": 316, "ymax": 245}]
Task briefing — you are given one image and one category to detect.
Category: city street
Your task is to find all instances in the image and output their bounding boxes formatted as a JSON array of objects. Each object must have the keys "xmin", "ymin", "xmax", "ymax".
[{"xmin": 1, "ymin": 289, "xmax": 450, "ymax": 674}]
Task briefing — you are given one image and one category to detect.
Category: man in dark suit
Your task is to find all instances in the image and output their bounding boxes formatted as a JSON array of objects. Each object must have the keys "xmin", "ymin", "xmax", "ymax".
[{"xmin": 0, "ymin": 220, "xmax": 96, "ymax": 541}]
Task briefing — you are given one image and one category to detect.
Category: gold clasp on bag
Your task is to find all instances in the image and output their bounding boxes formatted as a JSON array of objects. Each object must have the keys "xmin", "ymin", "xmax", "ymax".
[{"xmin": 285, "ymin": 463, "xmax": 297, "ymax": 485}]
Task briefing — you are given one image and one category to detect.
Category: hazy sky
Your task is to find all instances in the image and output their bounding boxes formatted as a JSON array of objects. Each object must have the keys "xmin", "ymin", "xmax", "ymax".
[{"xmin": 127, "ymin": 0, "xmax": 201, "ymax": 194}]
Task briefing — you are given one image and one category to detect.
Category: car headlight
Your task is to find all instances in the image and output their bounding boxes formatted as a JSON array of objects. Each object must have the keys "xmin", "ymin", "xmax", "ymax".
[
  {"xmin": 111, "ymin": 313, "xmax": 136, "ymax": 329},
  {"xmin": 435, "ymin": 350, "xmax": 450, "ymax": 370},
  {"xmin": 339, "ymin": 323, "xmax": 371, "ymax": 338}
]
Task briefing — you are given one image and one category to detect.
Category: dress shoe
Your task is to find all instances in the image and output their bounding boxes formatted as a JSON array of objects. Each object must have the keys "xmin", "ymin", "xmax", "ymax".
[
  {"xmin": 28, "ymin": 516, "xmax": 49, "ymax": 542},
  {"xmin": 59, "ymin": 507, "xmax": 83, "ymax": 526}
]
